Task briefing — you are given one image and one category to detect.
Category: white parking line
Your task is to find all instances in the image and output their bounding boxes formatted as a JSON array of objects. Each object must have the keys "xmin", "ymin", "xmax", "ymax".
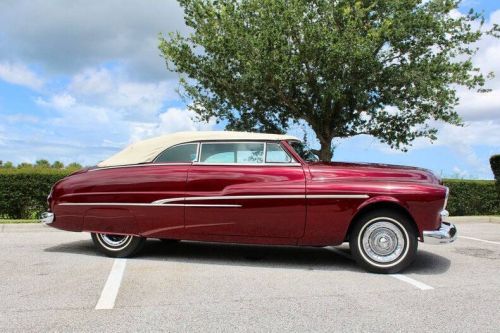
[
  {"xmin": 328, "ymin": 246, "xmax": 434, "ymax": 290},
  {"xmin": 390, "ymin": 274, "xmax": 433, "ymax": 290},
  {"xmin": 458, "ymin": 236, "xmax": 500, "ymax": 245},
  {"xmin": 95, "ymin": 259, "xmax": 127, "ymax": 310}
]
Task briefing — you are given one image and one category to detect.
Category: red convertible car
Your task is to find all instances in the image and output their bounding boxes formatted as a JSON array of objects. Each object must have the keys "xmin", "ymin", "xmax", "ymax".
[{"xmin": 41, "ymin": 131, "xmax": 456, "ymax": 273}]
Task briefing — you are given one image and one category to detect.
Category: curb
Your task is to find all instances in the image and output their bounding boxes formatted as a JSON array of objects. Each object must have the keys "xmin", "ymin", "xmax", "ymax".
[
  {"xmin": 0, "ymin": 223, "xmax": 59, "ymax": 233},
  {"xmin": 449, "ymin": 216, "xmax": 500, "ymax": 224}
]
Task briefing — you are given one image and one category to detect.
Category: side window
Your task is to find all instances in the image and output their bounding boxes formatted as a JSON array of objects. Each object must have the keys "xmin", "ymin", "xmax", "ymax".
[
  {"xmin": 155, "ymin": 143, "xmax": 198, "ymax": 163},
  {"xmin": 200, "ymin": 143, "xmax": 264, "ymax": 164},
  {"xmin": 266, "ymin": 143, "xmax": 293, "ymax": 163}
]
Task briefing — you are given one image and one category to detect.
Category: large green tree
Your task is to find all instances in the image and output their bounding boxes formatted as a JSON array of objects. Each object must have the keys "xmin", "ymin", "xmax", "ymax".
[{"xmin": 159, "ymin": 0, "xmax": 499, "ymax": 161}]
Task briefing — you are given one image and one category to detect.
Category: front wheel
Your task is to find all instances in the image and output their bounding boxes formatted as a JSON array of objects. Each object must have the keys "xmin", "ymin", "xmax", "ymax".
[
  {"xmin": 349, "ymin": 210, "xmax": 417, "ymax": 274},
  {"xmin": 91, "ymin": 233, "xmax": 146, "ymax": 258}
]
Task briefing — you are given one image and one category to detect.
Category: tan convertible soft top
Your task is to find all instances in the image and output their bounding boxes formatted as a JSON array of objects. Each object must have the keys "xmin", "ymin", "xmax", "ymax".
[{"xmin": 97, "ymin": 131, "xmax": 299, "ymax": 167}]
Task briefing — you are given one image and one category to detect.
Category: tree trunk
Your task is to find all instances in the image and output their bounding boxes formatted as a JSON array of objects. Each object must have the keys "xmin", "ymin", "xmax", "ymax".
[{"xmin": 318, "ymin": 139, "xmax": 333, "ymax": 162}]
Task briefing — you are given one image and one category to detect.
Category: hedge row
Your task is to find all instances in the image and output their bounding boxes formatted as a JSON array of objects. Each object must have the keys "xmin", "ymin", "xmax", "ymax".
[
  {"xmin": 0, "ymin": 170, "xmax": 498, "ymax": 219},
  {"xmin": 443, "ymin": 179, "xmax": 499, "ymax": 216},
  {"xmin": 0, "ymin": 168, "xmax": 73, "ymax": 219}
]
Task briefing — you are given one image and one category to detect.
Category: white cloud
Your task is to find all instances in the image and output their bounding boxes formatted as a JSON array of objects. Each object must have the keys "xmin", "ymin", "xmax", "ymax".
[
  {"xmin": 130, "ymin": 107, "xmax": 216, "ymax": 143},
  {"xmin": 455, "ymin": 10, "xmax": 500, "ymax": 119},
  {"xmin": 64, "ymin": 67, "xmax": 177, "ymax": 120},
  {"xmin": 51, "ymin": 93, "xmax": 76, "ymax": 109},
  {"xmin": 451, "ymin": 166, "xmax": 470, "ymax": 179},
  {"xmin": 1, "ymin": 114, "xmax": 39, "ymax": 124},
  {"xmin": 437, "ymin": 121, "xmax": 500, "ymax": 147},
  {"xmin": 0, "ymin": 61, "xmax": 43, "ymax": 90},
  {"xmin": 456, "ymin": 88, "xmax": 500, "ymax": 121},
  {"xmin": 69, "ymin": 68, "xmax": 114, "ymax": 95},
  {"xmin": 0, "ymin": 0, "xmax": 188, "ymax": 81},
  {"xmin": 25, "ymin": 66, "xmax": 215, "ymax": 165},
  {"xmin": 109, "ymin": 81, "xmax": 176, "ymax": 118}
]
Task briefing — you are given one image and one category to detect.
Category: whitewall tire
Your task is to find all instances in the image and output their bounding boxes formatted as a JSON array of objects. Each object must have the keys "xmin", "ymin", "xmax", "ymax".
[
  {"xmin": 349, "ymin": 209, "xmax": 417, "ymax": 274},
  {"xmin": 91, "ymin": 233, "xmax": 146, "ymax": 258}
]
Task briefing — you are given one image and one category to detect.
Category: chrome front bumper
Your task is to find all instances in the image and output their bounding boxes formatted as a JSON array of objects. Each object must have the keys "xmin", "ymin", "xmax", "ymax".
[
  {"xmin": 40, "ymin": 212, "xmax": 54, "ymax": 225},
  {"xmin": 422, "ymin": 210, "xmax": 457, "ymax": 244}
]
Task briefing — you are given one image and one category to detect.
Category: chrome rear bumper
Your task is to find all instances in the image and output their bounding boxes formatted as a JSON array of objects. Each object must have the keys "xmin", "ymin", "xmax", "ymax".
[
  {"xmin": 422, "ymin": 210, "xmax": 457, "ymax": 244},
  {"xmin": 40, "ymin": 212, "xmax": 54, "ymax": 225}
]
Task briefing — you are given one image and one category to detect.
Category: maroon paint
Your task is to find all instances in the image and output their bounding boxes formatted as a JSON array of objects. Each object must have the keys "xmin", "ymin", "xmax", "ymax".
[
  {"xmin": 48, "ymin": 140, "xmax": 447, "ymax": 246},
  {"xmin": 185, "ymin": 164, "xmax": 306, "ymax": 238}
]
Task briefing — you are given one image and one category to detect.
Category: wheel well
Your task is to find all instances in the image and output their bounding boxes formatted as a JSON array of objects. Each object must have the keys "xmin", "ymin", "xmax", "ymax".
[{"xmin": 344, "ymin": 202, "xmax": 419, "ymax": 241}]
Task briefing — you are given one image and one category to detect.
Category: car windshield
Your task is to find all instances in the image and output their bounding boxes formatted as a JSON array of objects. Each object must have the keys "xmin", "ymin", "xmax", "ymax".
[{"xmin": 288, "ymin": 141, "xmax": 319, "ymax": 163}]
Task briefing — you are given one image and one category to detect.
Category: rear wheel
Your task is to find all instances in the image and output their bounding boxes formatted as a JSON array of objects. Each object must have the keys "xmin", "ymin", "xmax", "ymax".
[
  {"xmin": 349, "ymin": 210, "xmax": 417, "ymax": 274},
  {"xmin": 91, "ymin": 233, "xmax": 145, "ymax": 258}
]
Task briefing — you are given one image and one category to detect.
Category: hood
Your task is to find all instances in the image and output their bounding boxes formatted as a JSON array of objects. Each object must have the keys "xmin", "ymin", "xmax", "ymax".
[{"xmin": 308, "ymin": 161, "xmax": 441, "ymax": 184}]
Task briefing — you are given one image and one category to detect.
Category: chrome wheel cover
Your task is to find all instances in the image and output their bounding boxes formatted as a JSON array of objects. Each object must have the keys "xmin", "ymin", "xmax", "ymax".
[
  {"xmin": 96, "ymin": 233, "xmax": 132, "ymax": 251},
  {"xmin": 360, "ymin": 219, "xmax": 407, "ymax": 265}
]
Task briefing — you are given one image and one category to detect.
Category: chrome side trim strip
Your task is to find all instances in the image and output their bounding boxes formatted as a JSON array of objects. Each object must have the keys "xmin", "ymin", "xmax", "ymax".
[
  {"xmin": 183, "ymin": 204, "xmax": 242, "ymax": 208},
  {"xmin": 152, "ymin": 195, "xmax": 306, "ymax": 204},
  {"xmin": 307, "ymin": 194, "xmax": 370, "ymax": 199},
  {"xmin": 90, "ymin": 163, "xmax": 192, "ymax": 171},
  {"xmin": 91, "ymin": 161, "xmax": 302, "ymax": 171},
  {"xmin": 58, "ymin": 194, "xmax": 369, "ymax": 208},
  {"xmin": 60, "ymin": 202, "xmax": 160, "ymax": 206},
  {"xmin": 152, "ymin": 194, "xmax": 369, "ymax": 204},
  {"xmin": 192, "ymin": 162, "xmax": 302, "ymax": 166},
  {"xmin": 59, "ymin": 203, "xmax": 241, "ymax": 208}
]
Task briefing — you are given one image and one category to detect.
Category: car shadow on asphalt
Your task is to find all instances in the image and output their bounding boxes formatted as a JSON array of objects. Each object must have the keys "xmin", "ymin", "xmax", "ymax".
[
  {"xmin": 44, "ymin": 239, "xmax": 451, "ymax": 274},
  {"xmin": 44, "ymin": 239, "xmax": 97, "ymax": 256},
  {"xmin": 142, "ymin": 240, "xmax": 362, "ymax": 272},
  {"xmin": 404, "ymin": 249, "xmax": 451, "ymax": 275}
]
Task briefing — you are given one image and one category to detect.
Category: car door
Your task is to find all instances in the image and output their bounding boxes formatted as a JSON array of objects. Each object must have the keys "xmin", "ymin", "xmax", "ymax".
[
  {"xmin": 184, "ymin": 141, "xmax": 306, "ymax": 238},
  {"xmin": 135, "ymin": 142, "xmax": 199, "ymax": 239}
]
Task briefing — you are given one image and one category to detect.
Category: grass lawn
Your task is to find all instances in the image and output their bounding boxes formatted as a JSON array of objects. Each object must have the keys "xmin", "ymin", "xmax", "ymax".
[{"xmin": 0, "ymin": 219, "xmax": 39, "ymax": 224}]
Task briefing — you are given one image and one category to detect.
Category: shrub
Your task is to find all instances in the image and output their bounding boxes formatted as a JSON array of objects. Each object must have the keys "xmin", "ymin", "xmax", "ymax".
[
  {"xmin": 443, "ymin": 179, "xmax": 500, "ymax": 216},
  {"xmin": 490, "ymin": 155, "xmax": 500, "ymax": 197},
  {"xmin": 491, "ymin": 155, "xmax": 500, "ymax": 181},
  {"xmin": 0, "ymin": 168, "xmax": 74, "ymax": 219}
]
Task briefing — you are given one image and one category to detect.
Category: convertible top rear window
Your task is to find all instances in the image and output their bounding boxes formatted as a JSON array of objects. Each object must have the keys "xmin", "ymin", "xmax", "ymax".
[{"xmin": 155, "ymin": 143, "xmax": 198, "ymax": 163}]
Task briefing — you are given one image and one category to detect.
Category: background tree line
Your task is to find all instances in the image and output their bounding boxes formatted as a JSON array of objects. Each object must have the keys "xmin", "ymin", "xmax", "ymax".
[{"xmin": 0, "ymin": 160, "xmax": 82, "ymax": 170}]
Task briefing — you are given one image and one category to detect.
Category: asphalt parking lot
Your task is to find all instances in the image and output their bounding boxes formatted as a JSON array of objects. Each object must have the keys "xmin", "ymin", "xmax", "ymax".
[{"xmin": 1, "ymin": 220, "xmax": 499, "ymax": 332}]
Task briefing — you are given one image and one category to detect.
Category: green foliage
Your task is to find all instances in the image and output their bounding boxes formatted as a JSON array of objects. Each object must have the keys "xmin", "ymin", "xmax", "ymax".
[
  {"xmin": 17, "ymin": 162, "xmax": 32, "ymax": 168},
  {"xmin": 160, "ymin": 0, "xmax": 499, "ymax": 161},
  {"xmin": 490, "ymin": 155, "xmax": 500, "ymax": 181},
  {"xmin": 491, "ymin": 154, "xmax": 500, "ymax": 197},
  {"xmin": 52, "ymin": 161, "xmax": 65, "ymax": 169},
  {"xmin": 35, "ymin": 159, "xmax": 50, "ymax": 168},
  {"xmin": 0, "ymin": 161, "xmax": 83, "ymax": 219},
  {"xmin": 66, "ymin": 162, "xmax": 83, "ymax": 169},
  {"xmin": 444, "ymin": 179, "xmax": 500, "ymax": 216},
  {"xmin": 0, "ymin": 161, "xmax": 82, "ymax": 171},
  {"xmin": 0, "ymin": 168, "xmax": 73, "ymax": 219}
]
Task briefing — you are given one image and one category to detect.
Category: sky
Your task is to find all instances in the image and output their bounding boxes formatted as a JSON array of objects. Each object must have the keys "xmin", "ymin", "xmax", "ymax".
[{"xmin": 0, "ymin": 0, "xmax": 499, "ymax": 179}]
